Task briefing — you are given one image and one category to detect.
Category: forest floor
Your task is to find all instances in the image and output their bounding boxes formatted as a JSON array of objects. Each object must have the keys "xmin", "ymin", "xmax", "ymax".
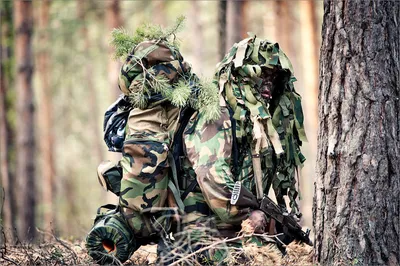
[
  {"xmin": 0, "ymin": 240, "xmax": 313, "ymax": 266},
  {"xmin": 0, "ymin": 225, "xmax": 314, "ymax": 265}
]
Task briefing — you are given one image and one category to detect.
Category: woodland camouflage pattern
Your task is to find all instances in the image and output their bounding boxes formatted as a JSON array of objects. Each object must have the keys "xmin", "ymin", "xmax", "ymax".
[
  {"xmin": 119, "ymin": 102, "xmax": 179, "ymax": 237},
  {"xmin": 118, "ymin": 40, "xmax": 184, "ymax": 238},
  {"xmin": 183, "ymin": 107, "xmax": 251, "ymax": 226},
  {"xmin": 88, "ymin": 32, "xmax": 308, "ymax": 263},
  {"xmin": 169, "ymin": 36, "xmax": 308, "ymax": 258},
  {"xmin": 215, "ymin": 36, "xmax": 307, "ymax": 215},
  {"xmin": 86, "ymin": 206, "xmax": 136, "ymax": 264},
  {"xmin": 118, "ymin": 40, "xmax": 192, "ymax": 109}
]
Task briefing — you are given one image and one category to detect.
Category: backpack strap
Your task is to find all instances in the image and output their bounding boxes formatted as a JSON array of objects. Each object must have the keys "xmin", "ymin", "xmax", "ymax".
[
  {"xmin": 184, "ymin": 202, "xmax": 211, "ymax": 216},
  {"xmin": 228, "ymin": 106, "xmax": 239, "ymax": 178},
  {"xmin": 167, "ymin": 152, "xmax": 185, "ymax": 211},
  {"xmin": 180, "ymin": 179, "xmax": 198, "ymax": 201}
]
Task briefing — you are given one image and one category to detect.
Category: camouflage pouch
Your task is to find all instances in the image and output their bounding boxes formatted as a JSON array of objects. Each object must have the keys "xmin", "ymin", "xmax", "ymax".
[
  {"xmin": 97, "ymin": 161, "xmax": 122, "ymax": 196},
  {"xmin": 86, "ymin": 204, "xmax": 137, "ymax": 265}
]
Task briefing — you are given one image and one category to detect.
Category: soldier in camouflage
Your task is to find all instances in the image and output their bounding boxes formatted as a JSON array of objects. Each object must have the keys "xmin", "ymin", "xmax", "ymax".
[
  {"xmin": 117, "ymin": 40, "xmax": 190, "ymax": 241},
  {"xmin": 87, "ymin": 26, "xmax": 307, "ymax": 264},
  {"xmin": 173, "ymin": 35, "xmax": 307, "ymax": 257}
]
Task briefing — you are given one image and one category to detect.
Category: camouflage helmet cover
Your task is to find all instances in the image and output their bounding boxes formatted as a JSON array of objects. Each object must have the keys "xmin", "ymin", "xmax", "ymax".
[{"xmin": 118, "ymin": 40, "xmax": 192, "ymax": 103}]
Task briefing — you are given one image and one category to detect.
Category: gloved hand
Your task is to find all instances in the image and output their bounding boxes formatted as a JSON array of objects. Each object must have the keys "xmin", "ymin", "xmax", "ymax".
[{"xmin": 248, "ymin": 210, "xmax": 268, "ymax": 233}]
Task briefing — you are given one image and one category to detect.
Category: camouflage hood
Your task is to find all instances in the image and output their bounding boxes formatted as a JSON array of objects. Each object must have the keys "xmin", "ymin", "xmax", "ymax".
[
  {"xmin": 215, "ymin": 36, "xmax": 307, "ymax": 215},
  {"xmin": 113, "ymin": 18, "xmax": 220, "ymax": 122},
  {"xmin": 118, "ymin": 40, "xmax": 192, "ymax": 106}
]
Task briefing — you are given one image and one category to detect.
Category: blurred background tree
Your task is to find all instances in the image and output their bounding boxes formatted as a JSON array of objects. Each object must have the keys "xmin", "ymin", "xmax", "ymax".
[{"xmin": 0, "ymin": 0, "xmax": 322, "ymax": 241}]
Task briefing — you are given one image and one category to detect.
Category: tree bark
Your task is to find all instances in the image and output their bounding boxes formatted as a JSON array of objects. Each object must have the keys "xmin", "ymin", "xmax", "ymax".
[
  {"xmin": 14, "ymin": 0, "xmax": 36, "ymax": 241},
  {"xmin": 314, "ymin": 1, "xmax": 400, "ymax": 265},
  {"xmin": 106, "ymin": 0, "xmax": 123, "ymax": 97},
  {"xmin": 0, "ymin": 0, "xmax": 17, "ymax": 243},
  {"xmin": 263, "ymin": 1, "xmax": 277, "ymax": 42},
  {"xmin": 37, "ymin": 0, "xmax": 55, "ymax": 234}
]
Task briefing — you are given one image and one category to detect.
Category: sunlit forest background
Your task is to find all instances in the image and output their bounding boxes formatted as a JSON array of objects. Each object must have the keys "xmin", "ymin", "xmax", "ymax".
[{"xmin": 1, "ymin": 0, "xmax": 322, "ymax": 242}]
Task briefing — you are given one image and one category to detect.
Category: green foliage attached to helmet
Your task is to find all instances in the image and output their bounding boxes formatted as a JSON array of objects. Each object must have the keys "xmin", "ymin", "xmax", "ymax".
[
  {"xmin": 110, "ymin": 16, "xmax": 220, "ymax": 122},
  {"xmin": 111, "ymin": 16, "xmax": 185, "ymax": 61}
]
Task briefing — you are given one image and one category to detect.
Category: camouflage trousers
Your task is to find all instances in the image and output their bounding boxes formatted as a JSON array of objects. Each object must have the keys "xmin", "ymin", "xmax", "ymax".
[{"xmin": 119, "ymin": 102, "xmax": 179, "ymax": 238}]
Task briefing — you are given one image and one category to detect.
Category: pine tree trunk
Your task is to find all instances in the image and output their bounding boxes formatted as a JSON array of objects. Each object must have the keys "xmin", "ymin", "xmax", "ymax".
[
  {"xmin": 218, "ymin": 0, "xmax": 227, "ymax": 60},
  {"xmin": 274, "ymin": 0, "xmax": 292, "ymax": 56},
  {"xmin": 263, "ymin": 1, "xmax": 277, "ymax": 42},
  {"xmin": 37, "ymin": 0, "xmax": 55, "ymax": 234},
  {"xmin": 299, "ymin": 0, "xmax": 319, "ymax": 227},
  {"xmin": 190, "ymin": 1, "xmax": 204, "ymax": 71},
  {"xmin": 14, "ymin": 0, "xmax": 36, "ymax": 241},
  {"xmin": 314, "ymin": 1, "xmax": 400, "ymax": 265},
  {"xmin": 239, "ymin": 0, "xmax": 248, "ymax": 39},
  {"xmin": 226, "ymin": 0, "xmax": 246, "ymax": 49},
  {"xmin": 77, "ymin": 1, "xmax": 103, "ymax": 164},
  {"xmin": 106, "ymin": 0, "xmax": 123, "ymax": 97},
  {"xmin": 0, "ymin": 0, "xmax": 17, "ymax": 243}
]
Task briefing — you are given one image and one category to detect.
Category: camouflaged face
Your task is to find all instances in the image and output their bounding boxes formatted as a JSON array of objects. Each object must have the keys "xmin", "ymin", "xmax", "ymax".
[
  {"xmin": 119, "ymin": 41, "xmax": 188, "ymax": 93},
  {"xmin": 118, "ymin": 40, "xmax": 192, "ymax": 107}
]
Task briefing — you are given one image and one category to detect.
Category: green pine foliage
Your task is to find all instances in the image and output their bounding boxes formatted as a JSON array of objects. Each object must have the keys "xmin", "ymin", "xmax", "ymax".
[
  {"xmin": 196, "ymin": 80, "xmax": 221, "ymax": 122},
  {"xmin": 170, "ymin": 79, "xmax": 192, "ymax": 107},
  {"xmin": 111, "ymin": 16, "xmax": 185, "ymax": 61}
]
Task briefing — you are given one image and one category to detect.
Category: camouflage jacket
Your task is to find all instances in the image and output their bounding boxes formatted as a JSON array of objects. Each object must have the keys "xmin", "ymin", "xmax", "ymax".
[{"xmin": 180, "ymin": 101, "xmax": 276, "ymax": 229}]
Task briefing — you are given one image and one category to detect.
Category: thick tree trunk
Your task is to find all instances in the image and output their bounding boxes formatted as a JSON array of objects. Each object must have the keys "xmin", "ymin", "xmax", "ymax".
[
  {"xmin": 14, "ymin": 0, "xmax": 36, "ymax": 241},
  {"xmin": 37, "ymin": 0, "xmax": 55, "ymax": 233},
  {"xmin": 106, "ymin": 0, "xmax": 123, "ymax": 97},
  {"xmin": 0, "ymin": 0, "xmax": 17, "ymax": 243},
  {"xmin": 314, "ymin": 1, "xmax": 400, "ymax": 265}
]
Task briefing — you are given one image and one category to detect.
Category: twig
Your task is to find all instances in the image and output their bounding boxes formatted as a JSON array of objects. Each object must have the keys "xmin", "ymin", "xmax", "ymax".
[
  {"xmin": 0, "ymin": 255, "xmax": 20, "ymax": 266},
  {"xmin": 169, "ymin": 235, "xmax": 245, "ymax": 266},
  {"xmin": 90, "ymin": 250, "xmax": 124, "ymax": 266},
  {"xmin": 36, "ymin": 228, "xmax": 78, "ymax": 265}
]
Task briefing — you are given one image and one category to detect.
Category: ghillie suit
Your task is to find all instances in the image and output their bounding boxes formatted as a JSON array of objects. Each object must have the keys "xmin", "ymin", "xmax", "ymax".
[
  {"xmin": 159, "ymin": 35, "xmax": 309, "ymax": 263},
  {"xmin": 86, "ymin": 18, "xmax": 220, "ymax": 265},
  {"xmin": 214, "ymin": 36, "xmax": 307, "ymax": 216}
]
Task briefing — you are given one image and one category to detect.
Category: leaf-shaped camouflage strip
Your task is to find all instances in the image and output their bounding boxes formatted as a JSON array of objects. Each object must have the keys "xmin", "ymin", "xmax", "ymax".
[{"xmin": 214, "ymin": 35, "xmax": 307, "ymax": 215}]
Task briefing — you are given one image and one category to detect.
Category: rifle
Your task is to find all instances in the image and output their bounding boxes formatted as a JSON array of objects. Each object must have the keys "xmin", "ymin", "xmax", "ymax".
[{"xmin": 230, "ymin": 181, "xmax": 313, "ymax": 246}]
